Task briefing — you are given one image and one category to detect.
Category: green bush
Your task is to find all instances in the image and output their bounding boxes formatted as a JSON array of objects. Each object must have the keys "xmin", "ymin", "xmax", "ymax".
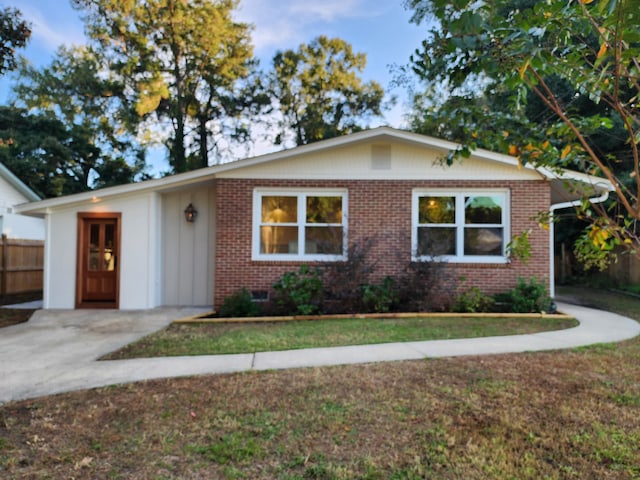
[
  {"xmin": 272, "ymin": 264, "xmax": 323, "ymax": 315},
  {"xmin": 452, "ymin": 286, "xmax": 494, "ymax": 313},
  {"xmin": 498, "ymin": 277, "xmax": 553, "ymax": 313},
  {"xmin": 362, "ymin": 276, "xmax": 399, "ymax": 313},
  {"xmin": 218, "ymin": 288, "xmax": 261, "ymax": 317}
]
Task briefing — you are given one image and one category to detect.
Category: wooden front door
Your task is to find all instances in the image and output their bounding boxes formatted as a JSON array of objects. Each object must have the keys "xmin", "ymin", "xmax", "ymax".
[{"xmin": 76, "ymin": 213, "xmax": 121, "ymax": 308}]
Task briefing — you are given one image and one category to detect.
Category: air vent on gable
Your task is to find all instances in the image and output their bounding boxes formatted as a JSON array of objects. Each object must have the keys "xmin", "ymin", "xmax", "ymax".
[{"xmin": 371, "ymin": 144, "xmax": 391, "ymax": 170}]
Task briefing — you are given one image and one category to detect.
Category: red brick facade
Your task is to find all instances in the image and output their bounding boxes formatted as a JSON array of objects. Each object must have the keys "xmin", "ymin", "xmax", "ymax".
[{"xmin": 214, "ymin": 178, "xmax": 551, "ymax": 308}]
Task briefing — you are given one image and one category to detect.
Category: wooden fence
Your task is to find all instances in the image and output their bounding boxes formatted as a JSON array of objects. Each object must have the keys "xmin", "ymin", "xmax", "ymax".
[
  {"xmin": 555, "ymin": 243, "xmax": 640, "ymax": 286},
  {"xmin": 606, "ymin": 250, "xmax": 640, "ymax": 285},
  {"xmin": 0, "ymin": 234, "xmax": 44, "ymax": 296}
]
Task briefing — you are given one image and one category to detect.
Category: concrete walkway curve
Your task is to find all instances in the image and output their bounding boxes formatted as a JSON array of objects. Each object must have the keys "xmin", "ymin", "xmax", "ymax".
[{"xmin": 1, "ymin": 302, "xmax": 639, "ymax": 404}]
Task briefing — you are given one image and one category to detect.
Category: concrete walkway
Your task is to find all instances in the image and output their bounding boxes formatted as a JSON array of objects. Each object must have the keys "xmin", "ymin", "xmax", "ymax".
[{"xmin": 1, "ymin": 302, "xmax": 639, "ymax": 404}]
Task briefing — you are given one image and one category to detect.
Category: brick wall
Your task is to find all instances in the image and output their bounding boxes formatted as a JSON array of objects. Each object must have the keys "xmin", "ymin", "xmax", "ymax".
[{"xmin": 214, "ymin": 179, "xmax": 551, "ymax": 308}]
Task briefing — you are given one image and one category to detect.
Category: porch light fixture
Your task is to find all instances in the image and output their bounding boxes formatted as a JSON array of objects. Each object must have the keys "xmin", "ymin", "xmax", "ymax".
[{"xmin": 184, "ymin": 203, "xmax": 198, "ymax": 223}]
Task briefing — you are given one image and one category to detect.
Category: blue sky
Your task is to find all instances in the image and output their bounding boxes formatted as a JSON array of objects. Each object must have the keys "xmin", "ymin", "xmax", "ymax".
[{"xmin": 0, "ymin": 0, "xmax": 427, "ymax": 170}]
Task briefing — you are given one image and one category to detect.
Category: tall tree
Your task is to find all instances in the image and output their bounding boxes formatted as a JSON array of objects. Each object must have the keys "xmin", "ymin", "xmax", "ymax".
[
  {"xmin": 271, "ymin": 35, "xmax": 384, "ymax": 147},
  {"xmin": 12, "ymin": 45, "xmax": 147, "ymax": 189},
  {"xmin": 406, "ymin": 0, "xmax": 640, "ymax": 266},
  {"xmin": 0, "ymin": 6, "xmax": 30, "ymax": 76},
  {"xmin": 71, "ymin": 0, "xmax": 264, "ymax": 173}
]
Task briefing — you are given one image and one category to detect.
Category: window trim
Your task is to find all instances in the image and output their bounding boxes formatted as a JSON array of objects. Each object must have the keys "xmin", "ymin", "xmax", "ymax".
[
  {"xmin": 252, "ymin": 188, "xmax": 348, "ymax": 261},
  {"xmin": 411, "ymin": 188, "xmax": 510, "ymax": 263}
]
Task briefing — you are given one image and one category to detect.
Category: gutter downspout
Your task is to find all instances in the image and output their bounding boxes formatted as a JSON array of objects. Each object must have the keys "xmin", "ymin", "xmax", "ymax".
[{"xmin": 548, "ymin": 189, "xmax": 611, "ymax": 298}]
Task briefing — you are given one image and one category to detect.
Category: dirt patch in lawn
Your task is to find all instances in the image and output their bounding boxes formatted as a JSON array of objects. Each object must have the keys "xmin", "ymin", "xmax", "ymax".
[{"xmin": 0, "ymin": 309, "xmax": 35, "ymax": 329}]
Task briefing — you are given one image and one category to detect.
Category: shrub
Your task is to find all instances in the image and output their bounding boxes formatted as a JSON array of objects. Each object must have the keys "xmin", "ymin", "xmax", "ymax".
[
  {"xmin": 452, "ymin": 286, "xmax": 495, "ymax": 313},
  {"xmin": 322, "ymin": 238, "xmax": 378, "ymax": 314},
  {"xmin": 272, "ymin": 264, "xmax": 323, "ymax": 315},
  {"xmin": 218, "ymin": 288, "xmax": 261, "ymax": 317},
  {"xmin": 497, "ymin": 277, "xmax": 553, "ymax": 313},
  {"xmin": 396, "ymin": 260, "xmax": 454, "ymax": 312},
  {"xmin": 362, "ymin": 276, "xmax": 399, "ymax": 313}
]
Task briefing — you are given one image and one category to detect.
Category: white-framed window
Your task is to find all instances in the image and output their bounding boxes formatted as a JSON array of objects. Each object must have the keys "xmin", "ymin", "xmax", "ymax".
[
  {"xmin": 412, "ymin": 189, "xmax": 509, "ymax": 263},
  {"xmin": 252, "ymin": 188, "xmax": 347, "ymax": 261}
]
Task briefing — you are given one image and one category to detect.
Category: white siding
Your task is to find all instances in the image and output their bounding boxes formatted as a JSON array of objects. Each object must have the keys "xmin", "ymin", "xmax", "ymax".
[
  {"xmin": 161, "ymin": 185, "xmax": 215, "ymax": 306},
  {"xmin": 44, "ymin": 192, "xmax": 159, "ymax": 309},
  {"xmin": 217, "ymin": 142, "xmax": 543, "ymax": 181},
  {"xmin": 0, "ymin": 174, "xmax": 31, "ymax": 210}
]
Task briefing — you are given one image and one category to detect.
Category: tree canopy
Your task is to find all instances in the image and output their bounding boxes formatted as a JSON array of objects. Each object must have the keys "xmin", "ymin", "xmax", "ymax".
[
  {"xmin": 271, "ymin": 35, "xmax": 384, "ymax": 147},
  {"xmin": 0, "ymin": 106, "xmax": 101, "ymax": 197},
  {"xmin": 12, "ymin": 45, "xmax": 147, "ymax": 192},
  {"xmin": 406, "ymin": 0, "xmax": 640, "ymax": 266},
  {"xmin": 71, "ymin": 0, "xmax": 266, "ymax": 173},
  {"xmin": 0, "ymin": 6, "xmax": 30, "ymax": 76}
]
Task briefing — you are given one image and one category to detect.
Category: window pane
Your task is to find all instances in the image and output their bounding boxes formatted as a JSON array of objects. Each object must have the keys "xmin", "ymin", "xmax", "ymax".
[
  {"xmin": 419, "ymin": 196, "xmax": 455, "ymax": 224},
  {"xmin": 261, "ymin": 196, "xmax": 297, "ymax": 223},
  {"xmin": 306, "ymin": 226, "xmax": 343, "ymax": 254},
  {"xmin": 465, "ymin": 195, "xmax": 503, "ymax": 224},
  {"xmin": 89, "ymin": 224, "xmax": 100, "ymax": 271},
  {"xmin": 260, "ymin": 226, "xmax": 298, "ymax": 254},
  {"xmin": 464, "ymin": 227, "xmax": 503, "ymax": 255},
  {"xmin": 104, "ymin": 224, "xmax": 115, "ymax": 271},
  {"xmin": 306, "ymin": 196, "xmax": 342, "ymax": 223},
  {"xmin": 417, "ymin": 227, "xmax": 456, "ymax": 256}
]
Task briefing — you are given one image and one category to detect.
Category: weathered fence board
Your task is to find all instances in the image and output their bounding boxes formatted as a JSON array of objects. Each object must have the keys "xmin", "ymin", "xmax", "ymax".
[
  {"xmin": 607, "ymin": 250, "xmax": 640, "ymax": 285},
  {"xmin": 0, "ymin": 234, "xmax": 44, "ymax": 295}
]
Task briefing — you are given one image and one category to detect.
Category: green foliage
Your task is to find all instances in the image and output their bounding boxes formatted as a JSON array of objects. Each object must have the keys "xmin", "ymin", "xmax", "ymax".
[
  {"xmin": 506, "ymin": 229, "xmax": 533, "ymax": 264},
  {"xmin": 0, "ymin": 6, "xmax": 30, "ymax": 76},
  {"xmin": 11, "ymin": 46, "xmax": 147, "ymax": 192},
  {"xmin": 0, "ymin": 106, "xmax": 96, "ymax": 197},
  {"xmin": 406, "ymin": 0, "xmax": 640, "ymax": 264},
  {"xmin": 218, "ymin": 288, "xmax": 261, "ymax": 318},
  {"xmin": 500, "ymin": 277, "xmax": 553, "ymax": 314},
  {"xmin": 362, "ymin": 277, "xmax": 399, "ymax": 313},
  {"xmin": 271, "ymin": 35, "xmax": 384, "ymax": 146},
  {"xmin": 272, "ymin": 264, "xmax": 323, "ymax": 315},
  {"xmin": 573, "ymin": 223, "xmax": 622, "ymax": 271},
  {"xmin": 71, "ymin": 0, "xmax": 265, "ymax": 172},
  {"xmin": 452, "ymin": 286, "xmax": 495, "ymax": 313}
]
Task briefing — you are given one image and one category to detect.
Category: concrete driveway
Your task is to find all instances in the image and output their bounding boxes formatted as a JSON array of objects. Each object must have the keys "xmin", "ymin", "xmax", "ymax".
[{"xmin": 1, "ymin": 303, "xmax": 639, "ymax": 404}]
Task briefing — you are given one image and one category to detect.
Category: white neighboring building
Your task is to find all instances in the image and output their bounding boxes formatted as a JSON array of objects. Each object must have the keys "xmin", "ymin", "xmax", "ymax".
[{"xmin": 0, "ymin": 163, "xmax": 44, "ymax": 240}]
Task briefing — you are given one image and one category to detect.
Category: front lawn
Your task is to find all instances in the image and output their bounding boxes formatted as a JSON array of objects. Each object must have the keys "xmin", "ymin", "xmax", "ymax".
[
  {"xmin": 105, "ymin": 314, "xmax": 577, "ymax": 359},
  {"xmin": 0, "ymin": 287, "xmax": 638, "ymax": 479}
]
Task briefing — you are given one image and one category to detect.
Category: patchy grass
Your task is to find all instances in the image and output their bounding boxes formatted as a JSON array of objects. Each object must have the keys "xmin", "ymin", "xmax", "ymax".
[
  {"xmin": 557, "ymin": 285, "xmax": 640, "ymax": 320},
  {"xmin": 0, "ymin": 287, "xmax": 639, "ymax": 479},
  {"xmin": 105, "ymin": 315, "xmax": 577, "ymax": 359}
]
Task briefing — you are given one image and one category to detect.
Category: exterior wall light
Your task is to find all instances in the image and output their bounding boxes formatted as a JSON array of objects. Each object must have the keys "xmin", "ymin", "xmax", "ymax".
[{"xmin": 184, "ymin": 203, "xmax": 198, "ymax": 223}]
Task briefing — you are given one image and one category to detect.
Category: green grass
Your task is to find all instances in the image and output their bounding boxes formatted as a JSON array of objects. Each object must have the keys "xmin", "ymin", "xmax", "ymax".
[
  {"xmin": 105, "ymin": 315, "xmax": 577, "ymax": 359},
  {"xmin": 2, "ymin": 287, "xmax": 640, "ymax": 479}
]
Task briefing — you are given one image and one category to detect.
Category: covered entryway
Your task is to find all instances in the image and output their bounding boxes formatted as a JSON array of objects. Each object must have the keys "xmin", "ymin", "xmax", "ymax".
[{"xmin": 76, "ymin": 212, "xmax": 121, "ymax": 308}]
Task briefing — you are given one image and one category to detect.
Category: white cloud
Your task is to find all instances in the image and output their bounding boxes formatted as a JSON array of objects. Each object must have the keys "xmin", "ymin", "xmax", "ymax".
[
  {"xmin": 288, "ymin": 0, "xmax": 364, "ymax": 22},
  {"xmin": 237, "ymin": 0, "xmax": 380, "ymax": 54},
  {"xmin": 20, "ymin": 2, "xmax": 86, "ymax": 53}
]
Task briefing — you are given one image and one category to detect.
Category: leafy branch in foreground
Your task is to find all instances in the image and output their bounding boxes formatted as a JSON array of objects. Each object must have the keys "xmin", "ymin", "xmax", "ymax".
[{"xmin": 406, "ymin": 0, "xmax": 640, "ymax": 268}]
